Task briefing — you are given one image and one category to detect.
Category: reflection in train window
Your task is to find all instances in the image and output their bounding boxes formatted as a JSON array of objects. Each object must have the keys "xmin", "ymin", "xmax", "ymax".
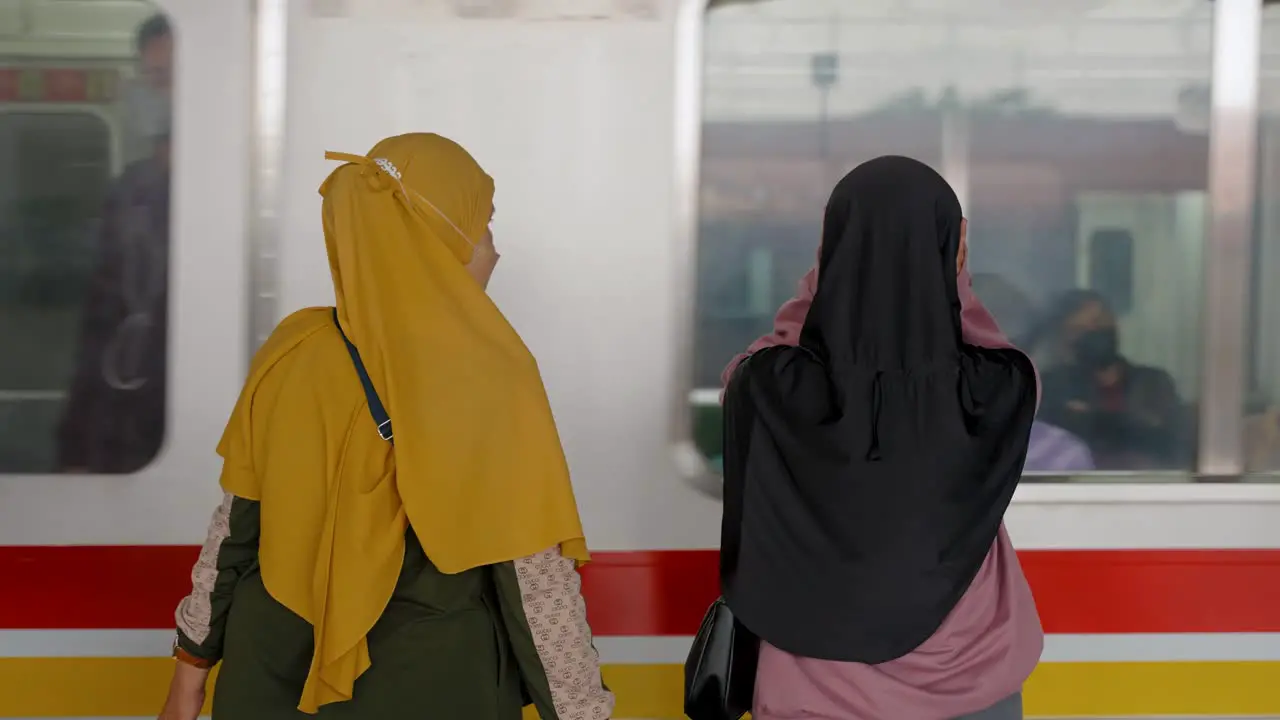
[
  {"xmin": 691, "ymin": 0, "xmax": 1216, "ymax": 477},
  {"xmin": 1248, "ymin": 9, "xmax": 1280, "ymax": 473},
  {"xmin": 0, "ymin": 7, "xmax": 173, "ymax": 474}
]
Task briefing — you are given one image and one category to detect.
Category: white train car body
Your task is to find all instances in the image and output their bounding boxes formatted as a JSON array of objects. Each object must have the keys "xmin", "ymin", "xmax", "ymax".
[{"xmin": 1, "ymin": 1, "xmax": 1279, "ymax": 717}]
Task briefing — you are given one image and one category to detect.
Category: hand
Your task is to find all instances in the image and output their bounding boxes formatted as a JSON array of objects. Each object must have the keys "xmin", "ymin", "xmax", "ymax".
[{"xmin": 157, "ymin": 662, "xmax": 209, "ymax": 720}]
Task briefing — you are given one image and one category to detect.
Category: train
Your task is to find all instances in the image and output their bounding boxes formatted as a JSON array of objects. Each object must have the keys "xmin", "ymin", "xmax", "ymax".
[{"xmin": 2, "ymin": 0, "xmax": 1280, "ymax": 717}]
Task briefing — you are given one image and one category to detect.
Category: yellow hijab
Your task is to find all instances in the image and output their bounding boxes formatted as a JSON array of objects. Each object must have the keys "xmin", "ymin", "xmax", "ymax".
[{"xmin": 216, "ymin": 133, "xmax": 589, "ymax": 713}]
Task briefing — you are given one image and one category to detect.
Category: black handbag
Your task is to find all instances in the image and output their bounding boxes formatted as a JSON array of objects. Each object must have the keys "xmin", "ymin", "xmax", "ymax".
[
  {"xmin": 684, "ymin": 596, "xmax": 758, "ymax": 720},
  {"xmin": 686, "ymin": 369, "xmax": 760, "ymax": 720}
]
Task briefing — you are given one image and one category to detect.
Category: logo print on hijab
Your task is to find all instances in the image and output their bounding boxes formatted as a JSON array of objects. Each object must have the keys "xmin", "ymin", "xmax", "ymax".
[{"xmin": 372, "ymin": 156, "xmax": 479, "ymax": 253}]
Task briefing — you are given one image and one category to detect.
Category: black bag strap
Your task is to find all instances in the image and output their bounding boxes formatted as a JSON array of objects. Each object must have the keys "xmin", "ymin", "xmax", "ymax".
[{"xmin": 332, "ymin": 308, "xmax": 393, "ymax": 443}]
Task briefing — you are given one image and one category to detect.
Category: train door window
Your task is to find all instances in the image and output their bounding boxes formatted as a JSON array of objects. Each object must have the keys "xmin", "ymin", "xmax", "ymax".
[
  {"xmin": 1247, "ymin": 8, "xmax": 1280, "ymax": 473},
  {"xmin": 1086, "ymin": 228, "xmax": 1134, "ymax": 316},
  {"xmin": 0, "ymin": 6, "xmax": 174, "ymax": 475},
  {"xmin": 691, "ymin": 0, "xmax": 1214, "ymax": 478}
]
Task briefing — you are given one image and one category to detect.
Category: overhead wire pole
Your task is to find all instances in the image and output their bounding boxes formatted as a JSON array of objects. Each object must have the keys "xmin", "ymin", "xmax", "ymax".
[
  {"xmin": 938, "ymin": 14, "xmax": 970, "ymax": 214},
  {"xmin": 811, "ymin": 11, "xmax": 839, "ymax": 188},
  {"xmin": 939, "ymin": 94, "xmax": 971, "ymax": 213}
]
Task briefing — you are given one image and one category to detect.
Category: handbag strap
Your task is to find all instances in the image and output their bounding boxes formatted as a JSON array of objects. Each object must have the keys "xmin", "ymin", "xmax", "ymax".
[{"xmin": 331, "ymin": 308, "xmax": 393, "ymax": 443}]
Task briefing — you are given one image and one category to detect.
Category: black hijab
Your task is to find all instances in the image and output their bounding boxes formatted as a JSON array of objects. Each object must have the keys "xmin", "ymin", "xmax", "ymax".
[{"xmin": 721, "ymin": 156, "xmax": 1037, "ymax": 664}]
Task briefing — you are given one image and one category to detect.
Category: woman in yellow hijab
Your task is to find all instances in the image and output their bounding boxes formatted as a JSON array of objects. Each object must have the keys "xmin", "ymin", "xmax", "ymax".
[{"xmin": 156, "ymin": 133, "xmax": 614, "ymax": 720}]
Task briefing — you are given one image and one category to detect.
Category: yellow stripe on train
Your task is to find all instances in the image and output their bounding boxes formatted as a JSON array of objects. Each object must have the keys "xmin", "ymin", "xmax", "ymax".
[{"xmin": 0, "ymin": 658, "xmax": 1278, "ymax": 717}]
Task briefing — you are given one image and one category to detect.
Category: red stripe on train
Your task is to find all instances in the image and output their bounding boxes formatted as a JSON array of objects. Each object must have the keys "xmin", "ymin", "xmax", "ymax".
[{"xmin": 2, "ymin": 547, "xmax": 1279, "ymax": 635}]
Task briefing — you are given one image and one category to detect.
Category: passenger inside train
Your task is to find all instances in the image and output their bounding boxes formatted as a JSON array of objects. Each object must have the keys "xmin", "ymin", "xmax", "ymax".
[
  {"xmin": 54, "ymin": 12, "xmax": 172, "ymax": 474},
  {"xmin": 1030, "ymin": 289, "xmax": 1187, "ymax": 470},
  {"xmin": 716, "ymin": 156, "xmax": 1039, "ymax": 720}
]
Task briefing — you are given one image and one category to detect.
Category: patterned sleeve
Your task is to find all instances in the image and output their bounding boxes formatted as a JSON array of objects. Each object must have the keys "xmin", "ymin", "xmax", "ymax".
[
  {"xmin": 172, "ymin": 493, "xmax": 260, "ymax": 666},
  {"xmin": 492, "ymin": 547, "xmax": 614, "ymax": 720}
]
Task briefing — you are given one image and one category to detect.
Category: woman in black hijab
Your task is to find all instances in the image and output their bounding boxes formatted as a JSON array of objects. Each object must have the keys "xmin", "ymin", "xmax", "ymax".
[{"xmin": 722, "ymin": 157, "xmax": 1040, "ymax": 719}]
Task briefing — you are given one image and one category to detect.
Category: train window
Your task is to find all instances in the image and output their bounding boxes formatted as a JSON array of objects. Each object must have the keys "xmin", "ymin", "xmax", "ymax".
[
  {"xmin": 692, "ymin": 0, "xmax": 1214, "ymax": 478},
  {"xmin": 1247, "ymin": 9, "xmax": 1280, "ymax": 473},
  {"xmin": 0, "ymin": 6, "xmax": 174, "ymax": 474}
]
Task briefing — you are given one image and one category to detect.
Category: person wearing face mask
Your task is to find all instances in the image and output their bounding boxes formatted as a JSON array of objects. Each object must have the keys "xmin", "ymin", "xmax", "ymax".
[
  {"xmin": 157, "ymin": 134, "xmax": 613, "ymax": 720},
  {"xmin": 1034, "ymin": 290, "xmax": 1184, "ymax": 470}
]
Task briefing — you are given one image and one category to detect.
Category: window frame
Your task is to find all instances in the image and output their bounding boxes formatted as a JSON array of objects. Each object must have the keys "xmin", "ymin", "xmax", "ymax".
[
  {"xmin": 0, "ymin": 0, "xmax": 254, "ymax": 494},
  {"xmin": 672, "ymin": 0, "xmax": 1280, "ymax": 497},
  {"xmin": 0, "ymin": 105, "xmax": 121, "ymax": 173}
]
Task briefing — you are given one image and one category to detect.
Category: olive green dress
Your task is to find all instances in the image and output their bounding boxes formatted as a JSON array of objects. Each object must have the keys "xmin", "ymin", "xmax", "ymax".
[{"xmin": 174, "ymin": 495, "xmax": 613, "ymax": 719}]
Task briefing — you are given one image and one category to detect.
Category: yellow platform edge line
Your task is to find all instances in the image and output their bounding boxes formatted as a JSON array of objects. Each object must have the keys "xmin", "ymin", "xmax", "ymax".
[{"xmin": 2, "ymin": 658, "xmax": 1279, "ymax": 717}]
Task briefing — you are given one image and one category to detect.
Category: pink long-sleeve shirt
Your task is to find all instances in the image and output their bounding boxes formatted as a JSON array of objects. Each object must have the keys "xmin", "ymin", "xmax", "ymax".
[{"xmin": 722, "ymin": 266, "xmax": 1043, "ymax": 720}]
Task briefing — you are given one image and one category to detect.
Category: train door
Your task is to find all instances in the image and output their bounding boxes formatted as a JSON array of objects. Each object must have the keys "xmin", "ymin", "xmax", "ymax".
[{"xmin": 0, "ymin": 0, "xmax": 251, "ymax": 712}]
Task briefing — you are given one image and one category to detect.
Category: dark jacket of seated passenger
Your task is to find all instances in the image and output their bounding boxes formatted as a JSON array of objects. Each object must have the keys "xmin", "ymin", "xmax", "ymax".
[{"xmin": 1039, "ymin": 359, "xmax": 1184, "ymax": 470}]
